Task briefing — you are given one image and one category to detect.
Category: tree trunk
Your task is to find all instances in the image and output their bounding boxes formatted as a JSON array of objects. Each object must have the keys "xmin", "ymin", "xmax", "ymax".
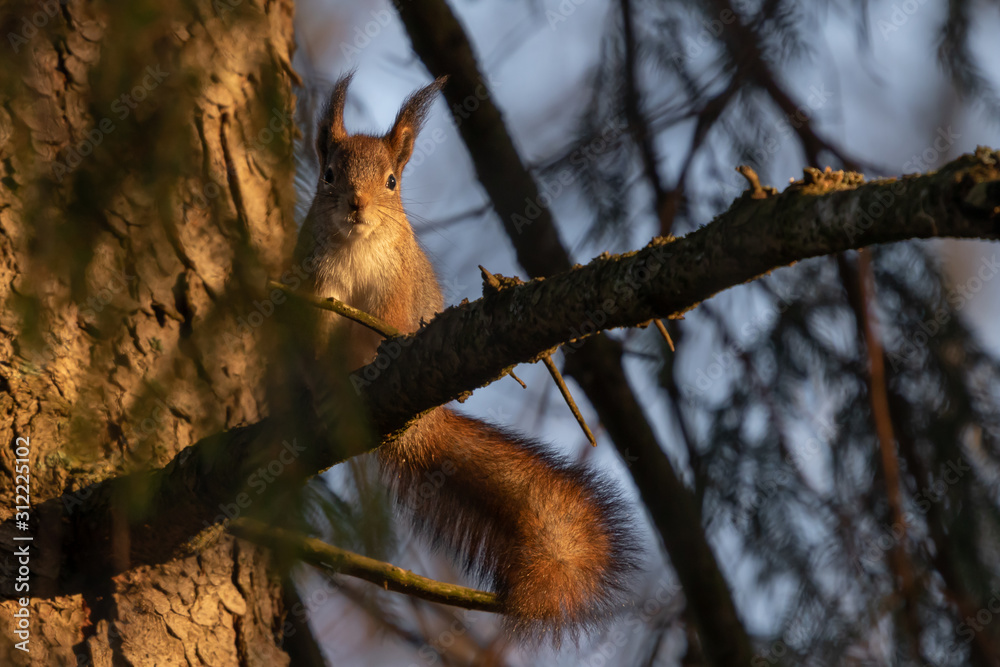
[{"xmin": 0, "ymin": 1, "xmax": 299, "ymax": 664}]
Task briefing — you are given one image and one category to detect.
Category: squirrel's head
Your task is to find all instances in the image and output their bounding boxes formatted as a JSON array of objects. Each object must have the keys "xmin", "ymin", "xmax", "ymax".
[{"xmin": 311, "ymin": 72, "xmax": 447, "ymax": 240}]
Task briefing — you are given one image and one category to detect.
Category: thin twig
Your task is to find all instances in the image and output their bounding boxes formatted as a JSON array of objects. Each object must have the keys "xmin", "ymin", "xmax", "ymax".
[
  {"xmin": 620, "ymin": 0, "xmax": 672, "ymax": 234},
  {"xmin": 507, "ymin": 369, "xmax": 526, "ymax": 389},
  {"xmin": 653, "ymin": 319, "xmax": 675, "ymax": 352},
  {"xmin": 229, "ymin": 518, "xmax": 501, "ymax": 614},
  {"xmin": 705, "ymin": 0, "xmax": 866, "ymax": 171},
  {"xmin": 856, "ymin": 252, "xmax": 908, "ymax": 542},
  {"xmin": 416, "ymin": 201, "xmax": 493, "ymax": 232},
  {"xmin": 542, "ymin": 353, "xmax": 598, "ymax": 447},
  {"xmin": 855, "ymin": 249, "xmax": 922, "ymax": 657},
  {"xmin": 736, "ymin": 165, "xmax": 777, "ymax": 199},
  {"xmin": 267, "ymin": 280, "xmax": 400, "ymax": 338}
]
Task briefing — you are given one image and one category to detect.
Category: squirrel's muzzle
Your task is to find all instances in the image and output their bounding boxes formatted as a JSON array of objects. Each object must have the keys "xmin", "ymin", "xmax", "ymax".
[{"xmin": 348, "ymin": 192, "xmax": 369, "ymax": 220}]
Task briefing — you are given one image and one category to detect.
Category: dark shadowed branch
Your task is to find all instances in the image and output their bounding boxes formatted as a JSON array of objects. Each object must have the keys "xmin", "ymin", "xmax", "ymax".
[
  {"xmin": 10, "ymin": 148, "xmax": 997, "ymax": 667},
  {"xmin": 393, "ymin": 2, "xmax": 757, "ymax": 663},
  {"xmin": 360, "ymin": 154, "xmax": 999, "ymax": 430}
]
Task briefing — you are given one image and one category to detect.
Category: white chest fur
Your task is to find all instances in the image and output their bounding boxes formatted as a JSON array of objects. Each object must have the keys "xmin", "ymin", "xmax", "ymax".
[{"xmin": 312, "ymin": 223, "xmax": 400, "ymax": 320}]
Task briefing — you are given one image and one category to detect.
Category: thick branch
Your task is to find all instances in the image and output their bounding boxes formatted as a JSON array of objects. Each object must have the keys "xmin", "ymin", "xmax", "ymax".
[
  {"xmin": 12, "ymin": 150, "xmax": 999, "ymax": 620},
  {"xmin": 358, "ymin": 152, "xmax": 1000, "ymax": 433},
  {"xmin": 393, "ymin": 4, "xmax": 756, "ymax": 663}
]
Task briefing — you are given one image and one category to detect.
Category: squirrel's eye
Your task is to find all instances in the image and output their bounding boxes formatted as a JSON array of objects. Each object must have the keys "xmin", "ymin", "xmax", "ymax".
[
  {"xmin": 386, "ymin": 174, "xmax": 396, "ymax": 191},
  {"xmin": 323, "ymin": 167, "xmax": 334, "ymax": 184}
]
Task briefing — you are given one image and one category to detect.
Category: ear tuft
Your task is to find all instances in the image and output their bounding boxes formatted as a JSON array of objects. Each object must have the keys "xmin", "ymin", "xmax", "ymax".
[
  {"xmin": 385, "ymin": 76, "xmax": 448, "ymax": 175},
  {"xmin": 316, "ymin": 71, "xmax": 356, "ymax": 168}
]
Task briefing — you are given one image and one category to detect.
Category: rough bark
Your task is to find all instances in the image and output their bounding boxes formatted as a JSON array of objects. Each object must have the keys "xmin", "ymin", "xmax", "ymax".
[
  {"xmin": 358, "ymin": 154, "xmax": 1000, "ymax": 428},
  {"xmin": 0, "ymin": 0, "xmax": 298, "ymax": 664},
  {"xmin": 0, "ymin": 2, "xmax": 997, "ymax": 665},
  {"xmin": 15, "ymin": 149, "xmax": 998, "ymax": 598}
]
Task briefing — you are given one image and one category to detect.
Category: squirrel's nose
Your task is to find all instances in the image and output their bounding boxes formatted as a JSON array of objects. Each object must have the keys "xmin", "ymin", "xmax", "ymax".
[{"xmin": 349, "ymin": 193, "xmax": 369, "ymax": 213}]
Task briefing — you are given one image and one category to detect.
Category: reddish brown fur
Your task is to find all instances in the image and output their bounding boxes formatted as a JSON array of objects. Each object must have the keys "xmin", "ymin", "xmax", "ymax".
[
  {"xmin": 295, "ymin": 74, "xmax": 637, "ymax": 640},
  {"xmin": 382, "ymin": 408, "xmax": 635, "ymax": 639}
]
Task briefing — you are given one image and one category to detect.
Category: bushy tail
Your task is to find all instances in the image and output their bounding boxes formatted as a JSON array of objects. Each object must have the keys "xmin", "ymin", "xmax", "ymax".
[{"xmin": 378, "ymin": 407, "xmax": 637, "ymax": 640}]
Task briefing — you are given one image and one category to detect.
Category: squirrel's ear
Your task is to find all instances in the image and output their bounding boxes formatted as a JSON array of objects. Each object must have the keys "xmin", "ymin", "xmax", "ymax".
[
  {"xmin": 385, "ymin": 76, "xmax": 447, "ymax": 174},
  {"xmin": 316, "ymin": 71, "xmax": 355, "ymax": 167}
]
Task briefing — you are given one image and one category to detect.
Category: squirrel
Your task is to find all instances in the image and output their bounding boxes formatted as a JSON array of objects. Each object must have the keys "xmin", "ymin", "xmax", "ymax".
[{"xmin": 294, "ymin": 73, "xmax": 637, "ymax": 640}]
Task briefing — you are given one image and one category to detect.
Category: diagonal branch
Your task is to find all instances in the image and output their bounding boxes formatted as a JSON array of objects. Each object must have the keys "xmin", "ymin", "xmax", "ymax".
[
  {"xmin": 8, "ymin": 152, "xmax": 998, "ymax": 656},
  {"xmin": 358, "ymin": 152, "xmax": 998, "ymax": 432},
  {"xmin": 228, "ymin": 519, "xmax": 501, "ymax": 613},
  {"xmin": 541, "ymin": 353, "xmax": 598, "ymax": 447},
  {"xmin": 854, "ymin": 250, "xmax": 922, "ymax": 656},
  {"xmin": 394, "ymin": 3, "xmax": 757, "ymax": 664},
  {"xmin": 268, "ymin": 279, "xmax": 400, "ymax": 337}
]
